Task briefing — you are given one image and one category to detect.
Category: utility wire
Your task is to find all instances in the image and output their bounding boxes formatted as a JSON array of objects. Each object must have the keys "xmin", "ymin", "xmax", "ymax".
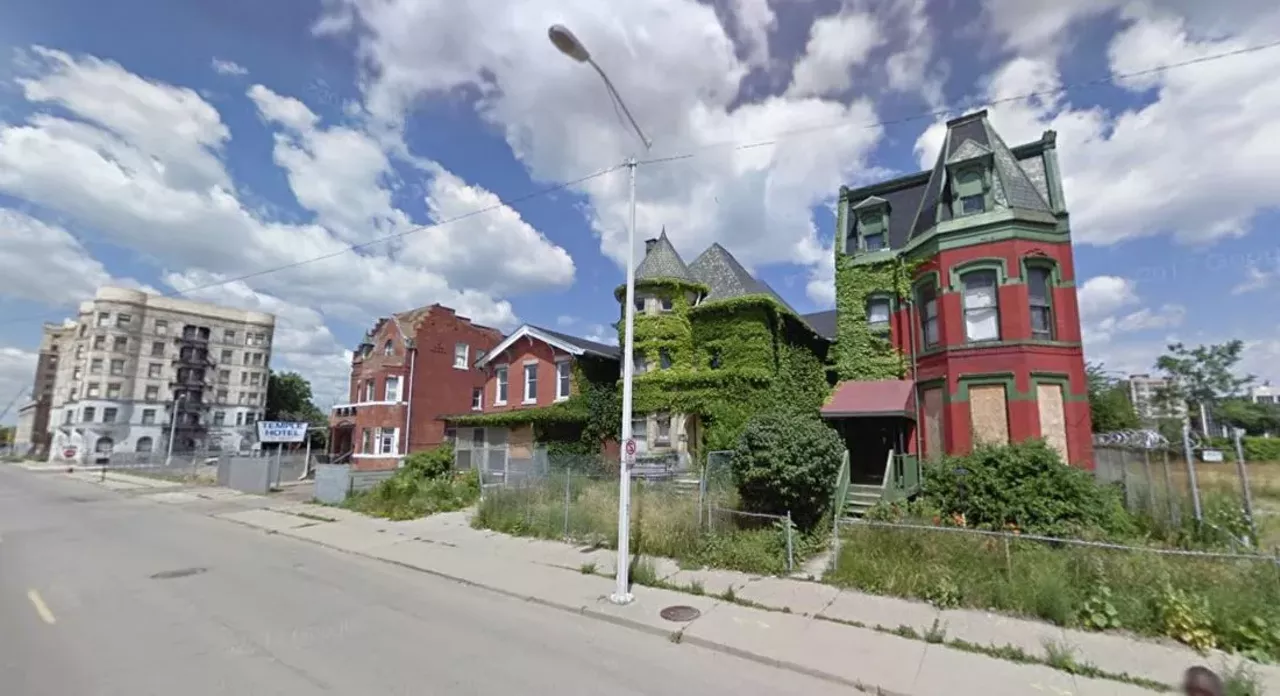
[
  {"xmin": 637, "ymin": 37, "xmax": 1280, "ymax": 166},
  {"xmin": 9, "ymin": 36, "xmax": 1280, "ymax": 322}
]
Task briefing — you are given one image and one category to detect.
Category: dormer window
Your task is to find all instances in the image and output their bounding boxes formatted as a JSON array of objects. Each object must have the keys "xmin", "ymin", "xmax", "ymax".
[
  {"xmin": 955, "ymin": 169, "xmax": 987, "ymax": 215},
  {"xmin": 849, "ymin": 196, "xmax": 890, "ymax": 254}
]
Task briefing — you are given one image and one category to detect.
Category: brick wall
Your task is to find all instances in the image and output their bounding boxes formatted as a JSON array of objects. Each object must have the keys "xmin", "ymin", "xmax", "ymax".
[
  {"xmin": 478, "ymin": 338, "xmax": 575, "ymax": 413},
  {"xmin": 887, "ymin": 238, "xmax": 1092, "ymax": 467}
]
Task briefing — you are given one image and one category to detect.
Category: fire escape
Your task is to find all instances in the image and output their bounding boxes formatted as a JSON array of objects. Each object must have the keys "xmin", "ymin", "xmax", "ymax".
[{"xmin": 166, "ymin": 324, "xmax": 213, "ymax": 450}]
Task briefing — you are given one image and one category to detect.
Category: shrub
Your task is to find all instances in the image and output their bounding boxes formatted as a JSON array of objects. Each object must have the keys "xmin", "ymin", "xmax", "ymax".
[
  {"xmin": 402, "ymin": 444, "xmax": 454, "ymax": 480},
  {"xmin": 921, "ymin": 440, "xmax": 1131, "ymax": 537},
  {"xmin": 1242, "ymin": 436, "xmax": 1280, "ymax": 462},
  {"xmin": 344, "ymin": 463, "xmax": 479, "ymax": 521},
  {"xmin": 729, "ymin": 410, "xmax": 844, "ymax": 530}
]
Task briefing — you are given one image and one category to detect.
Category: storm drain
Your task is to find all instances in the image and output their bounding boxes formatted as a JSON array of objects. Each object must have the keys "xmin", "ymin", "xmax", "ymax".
[
  {"xmin": 150, "ymin": 567, "xmax": 208, "ymax": 580},
  {"xmin": 659, "ymin": 605, "xmax": 701, "ymax": 622}
]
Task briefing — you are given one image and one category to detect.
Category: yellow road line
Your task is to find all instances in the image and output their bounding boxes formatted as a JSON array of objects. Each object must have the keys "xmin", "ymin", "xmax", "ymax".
[{"xmin": 27, "ymin": 589, "xmax": 56, "ymax": 625}]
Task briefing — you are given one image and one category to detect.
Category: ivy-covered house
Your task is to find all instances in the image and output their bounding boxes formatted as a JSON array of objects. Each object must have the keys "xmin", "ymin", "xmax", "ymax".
[
  {"xmin": 622, "ymin": 230, "xmax": 832, "ymax": 467},
  {"xmin": 825, "ymin": 110, "xmax": 1092, "ymax": 488}
]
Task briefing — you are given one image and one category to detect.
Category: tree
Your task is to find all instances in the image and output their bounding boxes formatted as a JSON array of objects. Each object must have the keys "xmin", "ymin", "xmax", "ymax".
[
  {"xmin": 729, "ymin": 410, "xmax": 844, "ymax": 530},
  {"xmin": 265, "ymin": 371, "xmax": 327, "ymax": 448},
  {"xmin": 1213, "ymin": 397, "xmax": 1280, "ymax": 436},
  {"xmin": 1085, "ymin": 362, "xmax": 1139, "ymax": 433},
  {"xmin": 1155, "ymin": 341, "xmax": 1254, "ymax": 434}
]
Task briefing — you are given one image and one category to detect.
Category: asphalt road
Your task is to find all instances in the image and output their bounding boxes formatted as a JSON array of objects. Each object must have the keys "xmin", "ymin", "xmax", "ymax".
[{"xmin": 0, "ymin": 467, "xmax": 855, "ymax": 695}]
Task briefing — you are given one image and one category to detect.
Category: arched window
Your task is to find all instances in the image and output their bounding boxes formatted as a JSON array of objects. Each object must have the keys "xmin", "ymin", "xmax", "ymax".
[
  {"xmin": 95, "ymin": 437, "xmax": 114, "ymax": 453},
  {"xmin": 135, "ymin": 437, "xmax": 154, "ymax": 453},
  {"xmin": 383, "ymin": 339, "xmax": 394, "ymax": 355}
]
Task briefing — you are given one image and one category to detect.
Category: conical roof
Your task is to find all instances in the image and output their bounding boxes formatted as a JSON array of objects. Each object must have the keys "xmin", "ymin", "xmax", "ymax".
[{"xmin": 635, "ymin": 228, "xmax": 694, "ymax": 282}]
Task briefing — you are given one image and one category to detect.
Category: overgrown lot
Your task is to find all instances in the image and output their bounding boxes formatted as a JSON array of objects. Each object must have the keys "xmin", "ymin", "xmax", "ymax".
[
  {"xmin": 343, "ymin": 446, "xmax": 480, "ymax": 521},
  {"xmin": 830, "ymin": 440, "xmax": 1280, "ymax": 661}
]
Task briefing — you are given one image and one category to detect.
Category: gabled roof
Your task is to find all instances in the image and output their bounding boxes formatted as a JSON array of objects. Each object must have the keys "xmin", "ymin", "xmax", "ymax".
[
  {"xmin": 844, "ymin": 111, "xmax": 1057, "ymax": 251},
  {"xmin": 688, "ymin": 243, "xmax": 797, "ymax": 313},
  {"xmin": 635, "ymin": 228, "xmax": 694, "ymax": 283},
  {"xmin": 476, "ymin": 324, "xmax": 620, "ymax": 368}
]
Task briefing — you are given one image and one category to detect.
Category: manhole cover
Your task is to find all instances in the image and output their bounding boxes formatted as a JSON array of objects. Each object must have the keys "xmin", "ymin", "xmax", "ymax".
[
  {"xmin": 659, "ymin": 605, "xmax": 702, "ymax": 622},
  {"xmin": 150, "ymin": 567, "xmax": 208, "ymax": 580}
]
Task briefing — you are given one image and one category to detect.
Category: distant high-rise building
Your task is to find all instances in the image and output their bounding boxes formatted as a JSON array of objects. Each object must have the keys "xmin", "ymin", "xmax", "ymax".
[
  {"xmin": 1249, "ymin": 382, "xmax": 1278, "ymax": 405},
  {"xmin": 12, "ymin": 321, "xmax": 75, "ymax": 457},
  {"xmin": 46, "ymin": 287, "xmax": 276, "ymax": 462}
]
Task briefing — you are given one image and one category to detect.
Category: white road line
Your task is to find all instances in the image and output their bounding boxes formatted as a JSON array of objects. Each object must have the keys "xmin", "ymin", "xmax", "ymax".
[{"xmin": 27, "ymin": 589, "xmax": 57, "ymax": 625}]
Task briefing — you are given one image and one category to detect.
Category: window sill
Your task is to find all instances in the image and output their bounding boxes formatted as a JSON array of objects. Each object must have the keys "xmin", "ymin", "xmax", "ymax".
[
  {"xmin": 452, "ymin": 364, "xmax": 469, "ymax": 370},
  {"xmin": 494, "ymin": 401, "xmax": 508, "ymax": 407},
  {"xmin": 522, "ymin": 399, "xmax": 537, "ymax": 405},
  {"xmin": 554, "ymin": 395, "xmax": 569, "ymax": 403},
  {"xmin": 356, "ymin": 453, "xmax": 401, "ymax": 459}
]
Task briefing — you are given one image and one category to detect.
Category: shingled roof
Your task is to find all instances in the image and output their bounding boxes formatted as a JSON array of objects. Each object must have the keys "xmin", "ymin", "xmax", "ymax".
[
  {"xmin": 844, "ymin": 111, "xmax": 1058, "ymax": 251},
  {"xmin": 635, "ymin": 229, "xmax": 694, "ymax": 283},
  {"xmin": 687, "ymin": 243, "xmax": 797, "ymax": 314}
]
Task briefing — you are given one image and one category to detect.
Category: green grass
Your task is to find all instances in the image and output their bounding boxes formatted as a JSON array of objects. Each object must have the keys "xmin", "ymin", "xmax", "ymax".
[
  {"xmin": 470, "ymin": 476, "xmax": 811, "ymax": 575},
  {"xmin": 826, "ymin": 523, "xmax": 1280, "ymax": 660},
  {"xmin": 343, "ymin": 469, "xmax": 480, "ymax": 521}
]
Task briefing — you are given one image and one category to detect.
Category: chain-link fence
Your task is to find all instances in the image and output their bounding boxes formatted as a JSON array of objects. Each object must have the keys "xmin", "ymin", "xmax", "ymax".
[
  {"xmin": 829, "ymin": 517, "xmax": 1280, "ymax": 657},
  {"xmin": 467, "ymin": 446, "xmax": 798, "ymax": 573},
  {"xmin": 1093, "ymin": 428, "xmax": 1263, "ymax": 550},
  {"xmin": 89, "ymin": 449, "xmax": 310, "ymax": 488}
]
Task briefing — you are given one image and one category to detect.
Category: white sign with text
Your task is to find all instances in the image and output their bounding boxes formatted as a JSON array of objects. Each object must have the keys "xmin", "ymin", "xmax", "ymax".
[{"xmin": 257, "ymin": 421, "xmax": 308, "ymax": 444}]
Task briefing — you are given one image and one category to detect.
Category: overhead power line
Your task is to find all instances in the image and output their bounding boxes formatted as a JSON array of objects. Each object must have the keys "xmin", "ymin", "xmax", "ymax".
[{"xmin": 4, "ymin": 36, "xmax": 1279, "ymax": 327}]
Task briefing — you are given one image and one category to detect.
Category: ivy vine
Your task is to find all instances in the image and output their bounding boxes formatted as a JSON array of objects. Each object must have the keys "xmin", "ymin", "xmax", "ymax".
[{"xmin": 834, "ymin": 255, "xmax": 916, "ymax": 381}]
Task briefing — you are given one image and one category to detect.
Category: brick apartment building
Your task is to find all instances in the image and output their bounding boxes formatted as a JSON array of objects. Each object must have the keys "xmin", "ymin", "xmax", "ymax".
[{"xmin": 328, "ymin": 304, "xmax": 503, "ymax": 471}]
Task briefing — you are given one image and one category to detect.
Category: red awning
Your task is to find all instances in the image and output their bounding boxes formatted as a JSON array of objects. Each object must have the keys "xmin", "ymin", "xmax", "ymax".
[{"xmin": 821, "ymin": 380, "xmax": 917, "ymax": 420}]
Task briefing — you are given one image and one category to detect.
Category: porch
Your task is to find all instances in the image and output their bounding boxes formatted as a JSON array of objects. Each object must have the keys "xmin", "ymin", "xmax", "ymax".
[{"xmin": 822, "ymin": 379, "xmax": 923, "ymax": 516}]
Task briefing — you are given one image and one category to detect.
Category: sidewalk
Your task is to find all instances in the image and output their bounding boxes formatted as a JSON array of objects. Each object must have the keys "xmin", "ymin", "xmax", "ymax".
[{"xmin": 213, "ymin": 500, "xmax": 1277, "ymax": 696}]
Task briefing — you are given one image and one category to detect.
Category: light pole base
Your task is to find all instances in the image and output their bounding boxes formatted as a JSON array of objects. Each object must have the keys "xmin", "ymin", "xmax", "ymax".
[{"xmin": 608, "ymin": 592, "xmax": 635, "ymax": 605}]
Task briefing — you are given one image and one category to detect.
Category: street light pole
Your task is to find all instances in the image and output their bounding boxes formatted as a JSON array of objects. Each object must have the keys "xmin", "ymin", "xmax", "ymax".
[
  {"xmin": 549, "ymin": 23, "xmax": 651, "ymax": 605},
  {"xmin": 164, "ymin": 393, "xmax": 185, "ymax": 468}
]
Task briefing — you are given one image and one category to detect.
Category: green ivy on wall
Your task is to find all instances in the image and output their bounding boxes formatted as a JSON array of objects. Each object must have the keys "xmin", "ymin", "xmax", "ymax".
[{"xmin": 834, "ymin": 255, "xmax": 914, "ymax": 381}]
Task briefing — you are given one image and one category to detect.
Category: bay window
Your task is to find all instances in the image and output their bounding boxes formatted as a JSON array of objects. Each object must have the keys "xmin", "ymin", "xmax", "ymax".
[{"xmin": 962, "ymin": 270, "xmax": 1000, "ymax": 343}]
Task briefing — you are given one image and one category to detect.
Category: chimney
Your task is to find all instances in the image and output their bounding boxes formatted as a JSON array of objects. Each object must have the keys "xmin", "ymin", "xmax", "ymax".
[{"xmin": 644, "ymin": 238, "xmax": 658, "ymax": 254}]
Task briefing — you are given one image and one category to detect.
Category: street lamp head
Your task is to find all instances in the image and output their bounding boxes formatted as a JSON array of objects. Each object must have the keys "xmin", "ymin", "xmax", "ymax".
[{"xmin": 548, "ymin": 24, "xmax": 591, "ymax": 63}]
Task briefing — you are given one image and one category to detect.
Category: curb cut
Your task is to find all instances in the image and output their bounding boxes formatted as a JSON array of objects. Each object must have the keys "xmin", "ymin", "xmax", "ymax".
[{"xmin": 216, "ymin": 515, "xmax": 894, "ymax": 695}]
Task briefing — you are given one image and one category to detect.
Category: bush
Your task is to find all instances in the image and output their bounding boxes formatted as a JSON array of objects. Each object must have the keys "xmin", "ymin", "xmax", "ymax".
[
  {"xmin": 402, "ymin": 444, "xmax": 454, "ymax": 480},
  {"xmin": 730, "ymin": 410, "xmax": 844, "ymax": 530},
  {"xmin": 1242, "ymin": 437, "xmax": 1280, "ymax": 462},
  {"xmin": 922, "ymin": 440, "xmax": 1131, "ymax": 537}
]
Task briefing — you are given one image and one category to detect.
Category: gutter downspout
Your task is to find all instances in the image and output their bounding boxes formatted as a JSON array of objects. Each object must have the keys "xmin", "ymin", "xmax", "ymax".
[
  {"xmin": 402, "ymin": 346, "xmax": 415, "ymax": 464},
  {"xmin": 904, "ymin": 267, "xmax": 923, "ymax": 462}
]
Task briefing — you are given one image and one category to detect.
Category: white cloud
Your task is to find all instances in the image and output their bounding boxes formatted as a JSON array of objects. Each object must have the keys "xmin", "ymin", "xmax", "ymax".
[
  {"xmin": 786, "ymin": 10, "xmax": 884, "ymax": 98},
  {"xmin": 1077, "ymin": 275, "xmax": 1138, "ymax": 320},
  {"xmin": 1231, "ymin": 261, "xmax": 1277, "ymax": 295},
  {"xmin": 315, "ymin": 0, "xmax": 893, "ymax": 306},
  {"xmin": 725, "ymin": 0, "xmax": 776, "ymax": 69},
  {"xmin": 211, "ymin": 58, "xmax": 249, "ymax": 77},
  {"xmin": 0, "ymin": 47, "xmax": 576, "ymax": 340},
  {"xmin": 0, "ymin": 347, "xmax": 38, "ymax": 424},
  {"xmin": 0, "ymin": 210, "xmax": 112, "ymax": 305},
  {"xmin": 918, "ymin": 4, "xmax": 1280, "ymax": 249},
  {"xmin": 556, "ymin": 315, "xmax": 576, "ymax": 327},
  {"xmin": 583, "ymin": 323, "xmax": 618, "ymax": 346}
]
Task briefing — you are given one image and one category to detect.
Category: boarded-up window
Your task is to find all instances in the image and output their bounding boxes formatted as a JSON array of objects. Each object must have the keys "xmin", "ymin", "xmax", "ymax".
[
  {"xmin": 1037, "ymin": 383, "xmax": 1068, "ymax": 461},
  {"xmin": 922, "ymin": 388, "xmax": 945, "ymax": 460},
  {"xmin": 969, "ymin": 384, "xmax": 1009, "ymax": 445}
]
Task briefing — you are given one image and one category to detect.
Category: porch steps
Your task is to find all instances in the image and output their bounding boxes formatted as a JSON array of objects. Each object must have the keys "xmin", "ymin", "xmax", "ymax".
[{"xmin": 844, "ymin": 483, "xmax": 886, "ymax": 518}]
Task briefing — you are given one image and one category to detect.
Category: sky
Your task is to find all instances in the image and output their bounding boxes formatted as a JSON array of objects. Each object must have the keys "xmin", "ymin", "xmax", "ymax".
[{"xmin": 0, "ymin": 0, "xmax": 1278, "ymax": 418}]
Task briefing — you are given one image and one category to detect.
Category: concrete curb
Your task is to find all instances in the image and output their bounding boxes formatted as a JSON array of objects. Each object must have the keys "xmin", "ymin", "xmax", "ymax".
[{"xmin": 216, "ymin": 514, "xmax": 896, "ymax": 695}]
